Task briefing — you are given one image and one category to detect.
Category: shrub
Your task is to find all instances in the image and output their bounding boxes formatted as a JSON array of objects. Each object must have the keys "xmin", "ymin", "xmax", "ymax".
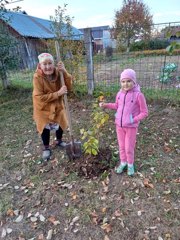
[
  {"xmin": 105, "ymin": 46, "xmax": 113, "ymax": 59},
  {"xmin": 130, "ymin": 39, "xmax": 170, "ymax": 51}
]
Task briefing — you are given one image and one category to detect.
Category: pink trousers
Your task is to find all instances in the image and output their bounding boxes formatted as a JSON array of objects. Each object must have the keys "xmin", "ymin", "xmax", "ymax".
[{"xmin": 116, "ymin": 126, "xmax": 138, "ymax": 165}]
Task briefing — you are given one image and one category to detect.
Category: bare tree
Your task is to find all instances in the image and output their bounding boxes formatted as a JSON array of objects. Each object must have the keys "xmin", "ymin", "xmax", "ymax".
[{"xmin": 113, "ymin": 0, "xmax": 153, "ymax": 51}]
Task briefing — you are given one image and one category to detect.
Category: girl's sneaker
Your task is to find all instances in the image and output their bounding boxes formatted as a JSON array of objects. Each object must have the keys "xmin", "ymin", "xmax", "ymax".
[
  {"xmin": 115, "ymin": 163, "xmax": 127, "ymax": 174},
  {"xmin": 127, "ymin": 165, "xmax": 135, "ymax": 176}
]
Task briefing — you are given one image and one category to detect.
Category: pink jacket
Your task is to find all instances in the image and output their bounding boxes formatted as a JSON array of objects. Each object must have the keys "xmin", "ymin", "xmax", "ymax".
[{"xmin": 104, "ymin": 85, "xmax": 148, "ymax": 128}]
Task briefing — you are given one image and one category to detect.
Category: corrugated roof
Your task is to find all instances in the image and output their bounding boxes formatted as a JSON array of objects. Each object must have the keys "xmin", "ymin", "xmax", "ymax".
[{"xmin": 1, "ymin": 11, "xmax": 83, "ymax": 40}]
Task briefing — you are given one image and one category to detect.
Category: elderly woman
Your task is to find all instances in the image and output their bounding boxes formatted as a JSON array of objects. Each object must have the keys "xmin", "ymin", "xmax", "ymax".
[{"xmin": 32, "ymin": 53, "xmax": 72, "ymax": 161}]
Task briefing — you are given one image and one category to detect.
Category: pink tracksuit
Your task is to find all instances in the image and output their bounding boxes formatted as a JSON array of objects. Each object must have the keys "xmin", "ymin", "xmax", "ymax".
[{"xmin": 104, "ymin": 85, "xmax": 148, "ymax": 164}]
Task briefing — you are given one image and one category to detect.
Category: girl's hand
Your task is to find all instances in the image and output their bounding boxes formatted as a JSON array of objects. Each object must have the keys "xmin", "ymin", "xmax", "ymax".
[
  {"xmin": 99, "ymin": 102, "xmax": 105, "ymax": 107},
  {"xmin": 57, "ymin": 85, "xmax": 67, "ymax": 96}
]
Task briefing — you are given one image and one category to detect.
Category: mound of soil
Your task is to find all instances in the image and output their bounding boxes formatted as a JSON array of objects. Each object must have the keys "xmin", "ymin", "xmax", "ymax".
[{"xmin": 62, "ymin": 148, "xmax": 114, "ymax": 178}]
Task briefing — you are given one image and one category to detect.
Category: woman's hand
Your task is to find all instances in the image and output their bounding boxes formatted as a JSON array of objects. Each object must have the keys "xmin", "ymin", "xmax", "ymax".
[
  {"xmin": 57, "ymin": 61, "xmax": 66, "ymax": 73},
  {"xmin": 57, "ymin": 85, "xmax": 67, "ymax": 96}
]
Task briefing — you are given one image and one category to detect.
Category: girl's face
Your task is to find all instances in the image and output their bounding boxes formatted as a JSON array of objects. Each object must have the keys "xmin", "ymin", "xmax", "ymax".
[
  {"xmin": 120, "ymin": 78, "xmax": 134, "ymax": 91},
  {"xmin": 40, "ymin": 59, "xmax": 54, "ymax": 75}
]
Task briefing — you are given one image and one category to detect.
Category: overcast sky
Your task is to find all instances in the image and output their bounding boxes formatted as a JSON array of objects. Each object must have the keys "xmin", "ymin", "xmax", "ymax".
[{"xmin": 7, "ymin": 0, "xmax": 180, "ymax": 28}]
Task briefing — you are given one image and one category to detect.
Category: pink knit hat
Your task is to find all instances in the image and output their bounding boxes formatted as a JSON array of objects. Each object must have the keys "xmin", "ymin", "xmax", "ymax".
[
  {"xmin": 38, "ymin": 53, "xmax": 54, "ymax": 63},
  {"xmin": 120, "ymin": 69, "xmax": 136, "ymax": 84}
]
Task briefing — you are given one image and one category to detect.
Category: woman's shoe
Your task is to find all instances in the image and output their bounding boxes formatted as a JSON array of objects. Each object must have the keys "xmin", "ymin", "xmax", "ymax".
[
  {"xmin": 55, "ymin": 140, "xmax": 66, "ymax": 148},
  {"xmin": 42, "ymin": 149, "xmax": 51, "ymax": 161}
]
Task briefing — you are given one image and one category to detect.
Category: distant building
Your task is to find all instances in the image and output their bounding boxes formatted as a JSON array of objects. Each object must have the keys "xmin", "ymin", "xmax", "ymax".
[{"xmin": 79, "ymin": 25, "xmax": 116, "ymax": 53}]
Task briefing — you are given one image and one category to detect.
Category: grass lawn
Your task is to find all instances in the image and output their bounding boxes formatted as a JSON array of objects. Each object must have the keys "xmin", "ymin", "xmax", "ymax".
[{"xmin": 0, "ymin": 85, "xmax": 179, "ymax": 240}]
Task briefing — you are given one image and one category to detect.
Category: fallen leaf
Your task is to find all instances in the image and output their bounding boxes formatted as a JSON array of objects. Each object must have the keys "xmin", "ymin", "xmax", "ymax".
[
  {"xmin": 100, "ymin": 195, "xmax": 107, "ymax": 200},
  {"xmin": 50, "ymin": 158, "xmax": 58, "ymax": 166},
  {"xmin": 137, "ymin": 211, "xmax": 142, "ymax": 216},
  {"xmin": 163, "ymin": 145, "xmax": 171, "ymax": 152},
  {"xmin": 38, "ymin": 233, "xmax": 44, "ymax": 240},
  {"xmin": 143, "ymin": 178, "xmax": 154, "ymax": 188},
  {"xmin": 101, "ymin": 223, "xmax": 112, "ymax": 233},
  {"xmin": 173, "ymin": 178, "xmax": 180, "ymax": 183},
  {"xmin": 148, "ymin": 226, "xmax": 157, "ymax": 230},
  {"xmin": 27, "ymin": 213, "xmax": 32, "ymax": 218},
  {"xmin": 14, "ymin": 214, "xmax": 24, "ymax": 223},
  {"xmin": 101, "ymin": 207, "xmax": 107, "ymax": 213},
  {"xmin": 34, "ymin": 200, "xmax": 41, "ymax": 207},
  {"xmin": 103, "ymin": 186, "xmax": 109, "ymax": 193},
  {"xmin": 73, "ymin": 228, "xmax": 79, "ymax": 233},
  {"xmin": 61, "ymin": 183, "xmax": 73, "ymax": 189},
  {"xmin": 23, "ymin": 153, "xmax": 32, "ymax": 158},
  {"xmin": 18, "ymin": 237, "xmax": 25, "ymax": 240},
  {"xmin": 30, "ymin": 217, "xmax": 38, "ymax": 222},
  {"xmin": 1, "ymin": 228, "xmax": 6, "ymax": 238},
  {"xmin": 70, "ymin": 216, "xmax": 80, "ymax": 226},
  {"xmin": 102, "ymin": 176, "xmax": 110, "ymax": 186},
  {"xmin": 16, "ymin": 176, "xmax": 22, "ymax": 181},
  {"xmin": 114, "ymin": 210, "xmax": 122, "ymax": 217},
  {"xmin": 48, "ymin": 216, "xmax": 60, "ymax": 225},
  {"xmin": 165, "ymin": 233, "xmax": 171, "ymax": 238},
  {"xmin": 46, "ymin": 229, "xmax": 53, "ymax": 240},
  {"xmin": 90, "ymin": 211, "xmax": 99, "ymax": 225},
  {"xmin": 163, "ymin": 190, "xmax": 171, "ymax": 195},
  {"xmin": 14, "ymin": 209, "xmax": 20, "ymax": 216},
  {"xmin": 104, "ymin": 235, "xmax": 110, "ymax": 240},
  {"xmin": 6, "ymin": 228, "xmax": 12, "ymax": 234},
  {"xmin": 35, "ymin": 212, "xmax": 40, "ymax": 217},
  {"xmin": 39, "ymin": 214, "xmax": 46, "ymax": 222},
  {"xmin": 71, "ymin": 192, "xmax": 78, "ymax": 200},
  {"xmin": 6, "ymin": 209, "xmax": 15, "ymax": 217}
]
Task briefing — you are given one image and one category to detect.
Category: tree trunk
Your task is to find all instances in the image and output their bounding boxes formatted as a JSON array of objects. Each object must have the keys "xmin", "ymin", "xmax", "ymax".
[{"xmin": 1, "ymin": 66, "xmax": 10, "ymax": 89}]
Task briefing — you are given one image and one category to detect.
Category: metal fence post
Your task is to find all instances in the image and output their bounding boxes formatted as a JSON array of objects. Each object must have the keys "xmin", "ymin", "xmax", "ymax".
[{"xmin": 84, "ymin": 28, "xmax": 94, "ymax": 95}]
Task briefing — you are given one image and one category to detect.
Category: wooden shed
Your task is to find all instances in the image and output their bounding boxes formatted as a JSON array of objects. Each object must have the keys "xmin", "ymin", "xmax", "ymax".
[{"xmin": 0, "ymin": 10, "xmax": 83, "ymax": 69}]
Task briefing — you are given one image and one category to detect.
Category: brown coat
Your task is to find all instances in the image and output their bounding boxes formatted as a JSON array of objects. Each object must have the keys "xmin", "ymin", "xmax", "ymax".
[{"xmin": 32, "ymin": 67, "xmax": 72, "ymax": 134}]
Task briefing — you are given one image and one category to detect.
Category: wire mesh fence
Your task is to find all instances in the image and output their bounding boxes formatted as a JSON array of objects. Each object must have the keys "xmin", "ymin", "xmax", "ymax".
[
  {"xmin": 92, "ymin": 53, "xmax": 180, "ymax": 91},
  {"xmin": 1, "ymin": 21, "xmax": 180, "ymax": 96}
]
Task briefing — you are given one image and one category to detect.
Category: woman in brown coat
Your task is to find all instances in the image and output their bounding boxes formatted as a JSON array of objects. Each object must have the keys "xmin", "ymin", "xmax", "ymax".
[{"xmin": 33, "ymin": 53, "xmax": 72, "ymax": 160}]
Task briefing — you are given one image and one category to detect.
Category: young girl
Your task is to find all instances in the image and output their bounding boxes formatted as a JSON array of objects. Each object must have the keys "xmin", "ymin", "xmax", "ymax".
[
  {"xmin": 99, "ymin": 69, "xmax": 148, "ymax": 176},
  {"xmin": 32, "ymin": 53, "xmax": 72, "ymax": 161}
]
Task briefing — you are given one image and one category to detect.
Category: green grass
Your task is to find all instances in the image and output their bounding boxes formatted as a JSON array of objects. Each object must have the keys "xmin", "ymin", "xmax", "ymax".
[
  {"xmin": 73, "ymin": 82, "xmax": 180, "ymax": 105},
  {"xmin": 0, "ymin": 191, "xmax": 13, "ymax": 215},
  {"xmin": 0, "ymin": 75, "xmax": 179, "ymax": 239},
  {"xmin": 143, "ymin": 88, "xmax": 180, "ymax": 105},
  {"xmin": 8, "ymin": 69, "xmax": 33, "ymax": 89},
  {"xmin": 1, "ymin": 67, "xmax": 180, "ymax": 105}
]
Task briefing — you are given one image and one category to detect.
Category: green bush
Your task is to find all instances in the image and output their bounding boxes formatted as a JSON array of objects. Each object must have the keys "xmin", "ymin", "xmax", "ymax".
[
  {"xmin": 130, "ymin": 39, "xmax": 170, "ymax": 51},
  {"xmin": 105, "ymin": 46, "xmax": 113, "ymax": 59}
]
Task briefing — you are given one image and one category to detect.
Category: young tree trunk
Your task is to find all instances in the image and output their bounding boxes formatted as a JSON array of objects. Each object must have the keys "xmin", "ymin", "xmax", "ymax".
[{"xmin": 1, "ymin": 66, "xmax": 10, "ymax": 89}]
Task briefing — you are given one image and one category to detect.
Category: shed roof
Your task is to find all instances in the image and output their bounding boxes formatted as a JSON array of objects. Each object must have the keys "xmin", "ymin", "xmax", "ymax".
[{"xmin": 1, "ymin": 10, "xmax": 83, "ymax": 40}]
